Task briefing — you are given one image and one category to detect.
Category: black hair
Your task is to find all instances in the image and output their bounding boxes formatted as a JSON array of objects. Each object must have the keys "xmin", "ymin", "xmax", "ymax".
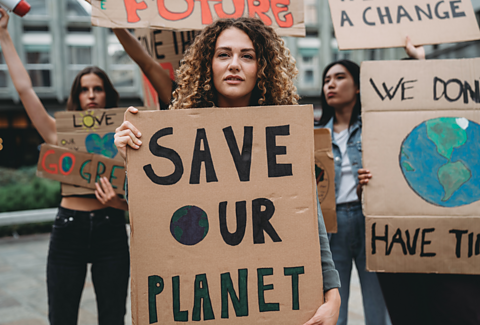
[{"xmin": 317, "ymin": 59, "xmax": 361, "ymax": 127}]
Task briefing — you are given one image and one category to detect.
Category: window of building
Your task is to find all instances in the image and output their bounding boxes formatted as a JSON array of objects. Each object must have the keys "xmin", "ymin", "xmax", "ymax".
[
  {"xmin": 107, "ymin": 33, "xmax": 136, "ymax": 89},
  {"xmin": 304, "ymin": 70, "xmax": 314, "ymax": 84},
  {"xmin": 0, "ymin": 52, "xmax": 7, "ymax": 88},
  {"xmin": 27, "ymin": 0, "xmax": 49, "ymax": 17},
  {"xmin": 66, "ymin": 33, "xmax": 94, "ymax": 85},
  {"xmin": 23, "ymin": 33, "xmax": 53, "ymax": 88},
  {"xmin": 67, "ymin": 0, "xmax": 90, "ymax": 17}
]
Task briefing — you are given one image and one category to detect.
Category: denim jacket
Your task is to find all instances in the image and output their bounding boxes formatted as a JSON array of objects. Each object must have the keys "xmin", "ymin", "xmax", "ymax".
[{"xmin": 322, "ymin": 117, "xmax": 363, "ymax": 198}]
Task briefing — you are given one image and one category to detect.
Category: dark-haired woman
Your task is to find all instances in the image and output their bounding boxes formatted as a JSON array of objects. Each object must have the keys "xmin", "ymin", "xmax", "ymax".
[
  {"xmin": 316, "ymin": 60, "xmax": 391, "ymax": 325},
  {"xmin": 115, "ymin": 17, "xmax": 341, "ymax": 325},
  {"xmin": 0, "ymin": 8, "xmax": 129, "ymax": 325}
]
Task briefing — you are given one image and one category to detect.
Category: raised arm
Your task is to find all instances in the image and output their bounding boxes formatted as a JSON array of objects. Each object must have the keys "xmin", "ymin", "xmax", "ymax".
[
  {"xmin": 0, "ymin": 9, "xmax": 57, "ymax": 144},
  {"xmin": 113, "ymin": 29, "xmax": 173, "ymax": 105}
]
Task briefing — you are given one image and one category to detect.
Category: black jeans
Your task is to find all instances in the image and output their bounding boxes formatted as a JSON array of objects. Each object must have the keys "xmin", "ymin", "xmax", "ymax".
[
  {"xmin": 378, "ymin": 272, "xmax": 480, "ymax": 325},
  {"xmin": 47, "ymin": 206, "xmax": 130, "ymax": 325}
]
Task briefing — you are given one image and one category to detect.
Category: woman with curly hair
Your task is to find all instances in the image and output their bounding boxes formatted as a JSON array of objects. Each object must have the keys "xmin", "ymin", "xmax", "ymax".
[{"xmin": 115, "ymin": 17, "xmax": 341, "ymax": 325}]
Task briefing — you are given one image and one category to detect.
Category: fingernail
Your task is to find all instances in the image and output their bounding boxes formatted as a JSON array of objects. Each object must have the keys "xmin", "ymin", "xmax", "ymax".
[
  {"xmin": 137, "ymin": 132, "xmax": 142, "ymax": 137},
  {"xmin": 137, "ymin": 140, "xmax": 142, "ymax": 145}
]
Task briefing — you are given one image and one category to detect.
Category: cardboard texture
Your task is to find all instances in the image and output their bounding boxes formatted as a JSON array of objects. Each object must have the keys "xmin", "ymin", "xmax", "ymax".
[
  {"xmin": 36, "ymin": 144, "xmax": 126, "ymax": 194},
  {"xmin": 314, "ymin": 128, "xmax": 337, "ymax": 233},
  {"xmin": 126, "ymin": 105, "xmax": 323, "ymax": 324},
  {"xmin": 328, "ymin": 0, "xmax": 480, "ymax": 50},
  {"xmin": 91, "ymin": 0, "xmax": 305, "ymax": 37},
  {"xmin": 361, "ymin": 58, "xmax": 480, "ymax": 274},
  {"xmin": 55, "ymin": 108, "xmax": 133, "ymax": 195},
  {"xmin": 134, "ymin": 28, "xmax": 198, "ymax": 110}
]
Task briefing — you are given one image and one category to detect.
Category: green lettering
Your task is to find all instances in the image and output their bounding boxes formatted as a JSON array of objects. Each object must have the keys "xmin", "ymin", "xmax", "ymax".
[
  {"xmin": 80, "ymin": 160, "xmax": 92, "ymax": 183},
  {"xmin": 284, "ymin": 266, "xmax": 305, "ymax": 310},
  {"xmin": 95, "ymin": 161, "xmax": 106, "ymax": 183},
  {"xmin": 148, "ymin": 275, "xmax": 164, "ymax": 324},
  {"xmin": 172, "ymin": 276, "xmax": 188, "ymax": 321},
  {"xmin": 109, "ymin": 165, "xmax": 124, "ymax": 189},
  {"xmin": 221, "ymin": 269, "xmax": 248, "ymax": 318},
  {"xmin": 192, "ymin": 274, "xmax": 215, "ymax": 321},
  {"xmin": 257, "ymin": 268, "xmax": 279, "ymax": 312}
]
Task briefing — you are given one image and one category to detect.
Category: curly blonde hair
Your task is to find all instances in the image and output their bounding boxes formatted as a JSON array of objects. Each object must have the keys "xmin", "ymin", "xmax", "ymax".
[{"xmin": 170, "ymin": 18, "xmax": 299, "ymax": 109}]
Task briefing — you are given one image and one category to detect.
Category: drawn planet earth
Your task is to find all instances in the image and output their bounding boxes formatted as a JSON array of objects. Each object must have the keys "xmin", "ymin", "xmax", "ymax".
[
  {"xmin": 400, "ymin": 117, "xmax": 480, "ymax": 207},
  {"xmin": 315, "ymin": 162, "xmax": 329, "ymax": 203},
  {"xmin": 170, "ymin": 205, "xmax": 209, "ymax": 245}
]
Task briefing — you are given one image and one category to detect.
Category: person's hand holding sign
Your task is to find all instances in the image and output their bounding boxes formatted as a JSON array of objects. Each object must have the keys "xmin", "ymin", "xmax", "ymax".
[
  {"xmin": 114, "ymin": 106, "xmax": 142, "ymax": 160},
  {"xmin": 404, "ymin": 36, "xmax": 425, "ymax": 60},
  {"xmin": 303, "ymin": 288, "xmax": 341, "ymax": 325},
  {"xmin": 95, "ymin": 176, "xmax": 128, "ymax": 210}
]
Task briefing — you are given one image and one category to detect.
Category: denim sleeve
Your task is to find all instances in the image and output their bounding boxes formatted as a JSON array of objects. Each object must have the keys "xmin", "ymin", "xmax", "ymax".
[{"xmin": 317, "ymin": 197, "xmax": 341, "ymax": 291}]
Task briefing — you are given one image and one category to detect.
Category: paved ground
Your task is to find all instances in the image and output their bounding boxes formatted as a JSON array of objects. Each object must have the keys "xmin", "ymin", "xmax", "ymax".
[{"xmin": 0, "ymin": 232, "xmax": 366, "ymax": 325}]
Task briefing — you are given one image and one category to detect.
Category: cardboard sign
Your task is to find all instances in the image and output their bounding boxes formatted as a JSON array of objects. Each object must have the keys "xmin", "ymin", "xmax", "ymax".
[
  {"xmin": 361, "ymin": 58, "xmax": 480, "ymax": 274},
  {"xmin": 91, "ymin": 0, "xmax": 305, "ymax": 37},
  {"xmin": 314, "ymin": 128, "xmax": 337, "ymax": 233},
  {"xmin": 36, "ymin": 144, "xmax": 126, "ymax": 194},
  {"xmin": 328, "ymin": 0, "xmax": 480, "ymax": 50},
  {"xmin": 135, "ymin": 29, "xmax": 198, "ymax": 109},
  {"xmin": 54, "ymin": 108, "xmax": 140, "ymax": 195},
  {"xmin": 126, "ymin": 105, "xmax": 323, "ymax": 324}
]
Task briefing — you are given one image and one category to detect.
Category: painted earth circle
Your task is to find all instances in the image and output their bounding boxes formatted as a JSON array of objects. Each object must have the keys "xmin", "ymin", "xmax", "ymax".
[
  {"xmin": 315, "ymin": 161, "xmax": 329, "ymax": 203},
  {"xmin": 170, "ymin": 205, "xmax": 209, "ymax": 245},
  {"xmin": 399, "ymin": 117, "xmax": 480, "ymax": 207}
]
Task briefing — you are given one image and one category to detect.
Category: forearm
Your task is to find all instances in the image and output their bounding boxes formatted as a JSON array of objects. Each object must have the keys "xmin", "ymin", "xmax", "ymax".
[
  {"xmin": 113, "ymin": 29, "xmax": 153, "ymax": 71},
  {"xmin": 0, "ymin": 30, "xmax": 56, "ymax": 143},
  {"xmin": 0, "ymin": 30, "xmax": 32, "ymax": 95},
  {"xmin": 113, "ymin": 28, "xmax": 172, "ymax": 104}
]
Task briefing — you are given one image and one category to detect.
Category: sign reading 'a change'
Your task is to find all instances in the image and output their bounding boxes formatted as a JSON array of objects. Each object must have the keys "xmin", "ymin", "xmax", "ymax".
[{"xmin": 329, "ymin": 0, "xmax": 480, "ymax": 49}]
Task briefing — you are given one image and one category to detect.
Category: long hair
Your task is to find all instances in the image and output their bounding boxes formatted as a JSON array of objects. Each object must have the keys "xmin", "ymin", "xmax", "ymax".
[
  {"xmin": 66, "ymin": 66, "xmax": 119, "ymax": 111},
  {"xmin": 317, "ymin": 60, "xmax": 361, "ymax": 127},
  {"xmin": 170, "ymin": 17, "xmax": 299, "ymax": 109}
]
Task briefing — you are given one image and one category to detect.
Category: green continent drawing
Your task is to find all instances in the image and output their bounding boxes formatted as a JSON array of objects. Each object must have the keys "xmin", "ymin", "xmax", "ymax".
[{"xmin": 400, "ymin": 117, "xmax": 480, "ymax": 207}]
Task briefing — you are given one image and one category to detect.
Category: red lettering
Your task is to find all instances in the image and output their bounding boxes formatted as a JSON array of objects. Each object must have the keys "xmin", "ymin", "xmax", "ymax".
[
  {"xmin": 157, "ymin": 0, "xmax": 195, "ymax": 21},
  {"xmin": 142, "ymin": 73, "xmax": 160, "ymax": 110},
  {"xmin": 195, "ymin": 0, "xmax": 217, "ymax": 25},
  {"xmin": 160, "ymin": 63, "xmax": 175, "ymax": 80},
  {"xmin": 214, "ymin": 0, "xmax": 244, "ymax": 19},
  {"xmin": 124, "ymin": 0, "xmax": 148, "ymax": 23},
  {"xmin": 59, "ymin": 153, "xmax": 76, "ymax": 176},
  {"xmin": 247, "ymin": 0, "xmax": 272, "ymax": 25},
  {"xmin": 271, "ymin": 0, "xmax": 293, "ymax": 28},
  {"xmin": 41, "ymin": 149, "xmax": 58, "ymax": 174}
]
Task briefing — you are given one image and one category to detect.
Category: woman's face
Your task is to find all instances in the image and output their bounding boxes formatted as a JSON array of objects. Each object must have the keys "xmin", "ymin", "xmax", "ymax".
[
  {"xmin": 212, "ymin": 27, "xmax": 258, "ymax": 107},
  {"xmin": 323, "ymin": 64, "xmax": 358, "ymax": 111},
  {"xmin": 78, "ymin": 73, "xmax": 106, "ymax": 110}
]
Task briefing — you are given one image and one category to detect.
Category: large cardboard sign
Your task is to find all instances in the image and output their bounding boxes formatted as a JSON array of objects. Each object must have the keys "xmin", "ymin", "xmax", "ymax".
[
  {"xmin": 55, "ymin": 108, "xmax": 129, "ymax": 195},
  {"xmin": 126, "ymin": 105, "xmax": 323, "ymax": 324},
  {"xmin": 91, "ymin": 0, "xmax": 305, "ymax": 37},
  {"xmin": 36, "ymin": 144, "xmax": 126, "ymax": 194},
  {"xmin": 314, "ymin": 128, "xmax": 337, "ymax": 233},
  {"xmin": 361, "ymin": 58, "xmax": 480, "ymax": 274},
  {"xmin": 328, "ymin": 0, "xmax": 480, "ymax": 50}
]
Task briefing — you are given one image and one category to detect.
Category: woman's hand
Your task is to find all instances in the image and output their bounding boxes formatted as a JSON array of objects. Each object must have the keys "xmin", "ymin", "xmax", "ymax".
[
  {"xmin": 405, "ymin": 35, "xmax": 425, "ymax": 60},
  {"xmin": 303, "ymin": 288, "xmax": 341, "ymax": 325},
  {"xmin": 114, "ymin": 106, "xmax": 142, "ymax": 160},
  {"xmin": 356, "ymin": 168, "xmax": 372, "ymax": 199},
  {"xmin": 95, "ymin": 177, "xmax": 128, "ymax": 210},
  {"xmin": 0, "ymin": 8, "xmax": 10, "ymax": 35}
]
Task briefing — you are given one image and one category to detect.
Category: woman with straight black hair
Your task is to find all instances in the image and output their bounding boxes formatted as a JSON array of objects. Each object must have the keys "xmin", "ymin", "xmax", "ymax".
[{"xmin": 316, "ymin": 59, "xmax": 391, "ymax": 325}]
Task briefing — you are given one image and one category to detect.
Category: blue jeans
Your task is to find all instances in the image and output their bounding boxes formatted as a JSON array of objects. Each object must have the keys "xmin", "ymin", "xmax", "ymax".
[
  {"xmin": 329, "ymin": 202, "xmax": 390, "ymax": 325},
  {"xmin": 47, "ymin": 207, "xmax": 130, "ymax": 325}
]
